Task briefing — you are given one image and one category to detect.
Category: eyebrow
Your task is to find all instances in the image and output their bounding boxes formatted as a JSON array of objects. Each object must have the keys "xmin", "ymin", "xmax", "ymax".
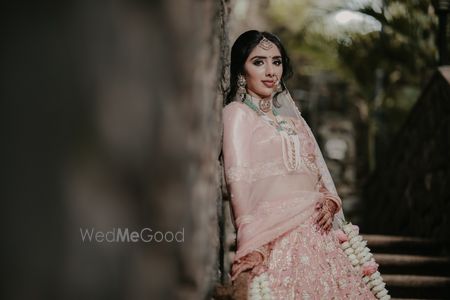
[{"xmin": 250, "ymin": 55, "xmax": 282, "ymax": 60}]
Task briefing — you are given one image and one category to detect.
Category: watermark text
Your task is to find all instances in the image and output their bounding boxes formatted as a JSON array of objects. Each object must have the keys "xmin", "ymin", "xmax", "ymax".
[{"xmin": 80, "ymin": 227, "xmax": 185, "ymax": 243}]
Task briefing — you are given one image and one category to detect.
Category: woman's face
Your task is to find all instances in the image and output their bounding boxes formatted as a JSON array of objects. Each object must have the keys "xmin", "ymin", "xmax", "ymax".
[{"xmin": 243, "ymin": 42, "xmax": 283, "ymax": 99}]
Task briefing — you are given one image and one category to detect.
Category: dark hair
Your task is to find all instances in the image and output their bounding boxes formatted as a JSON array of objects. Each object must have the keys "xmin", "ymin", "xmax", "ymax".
[{"xmin": 225, "ymin": 30, "xmax": 293, "ymax": 106}]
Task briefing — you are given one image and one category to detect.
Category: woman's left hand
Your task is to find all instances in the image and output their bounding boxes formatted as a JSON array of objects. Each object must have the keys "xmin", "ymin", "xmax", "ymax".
[{"xmin": 314, "ymin": 199, "xmax": 337, "ymax": 234}]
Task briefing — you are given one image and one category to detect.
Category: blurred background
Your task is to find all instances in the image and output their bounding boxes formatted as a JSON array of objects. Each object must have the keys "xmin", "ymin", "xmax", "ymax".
[{"xmin": 1, "ymin": 0, "xmax": 449, "ymax": 299}]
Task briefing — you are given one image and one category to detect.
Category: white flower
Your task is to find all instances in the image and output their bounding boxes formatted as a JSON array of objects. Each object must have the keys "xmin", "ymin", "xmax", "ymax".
[
  {"xmin": 344, "ymin": 248, "xmax": 354, "ymax": 255},
  {"xmin": 371, "ymin": 278, "xmax": 383, "ymax": 286},
  {"xmin": 348, "ymin": 230, "xmax": 358, "ymax": 239},
  {"xmin": 341, "ymin": 241, "xmax": 351, "ymax": 249},
  {"xmin": 355, "ymin": 245, "xmax": 365, "ymax": 254},
  {"xmin": 342, "ymin": 223, "xmax": 354, "ymax": 234},
  {"xmin": 376, "ymin": 288, "xmax": 388, "ymax": 298},
  {"xmin": 338, "ymin": 221, "xmax": 390, "ymax": 299},
  {"xmin": 248, "ymin": 273, "xmax": 273, "ymax": 300},
  {"xmin": 370, "ymin": 271, "xmax": 381, "ymax": 280},
  {"xmin": 350, "ymin": 235, "xmax": 363, "ymax": 244},
  {"xmin": 372, "ymin": 282, "xmax": 386, "ymax": 293}
]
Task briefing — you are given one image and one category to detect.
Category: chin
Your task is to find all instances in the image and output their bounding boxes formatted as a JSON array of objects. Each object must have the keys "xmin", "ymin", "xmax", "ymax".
[
  {"xmin": 255, "ymin": 93, "xmax": 270, "ymax": 99},
  {"xmin": 256, "ymin": 90, "xmax": 272, "ymax": 98}
]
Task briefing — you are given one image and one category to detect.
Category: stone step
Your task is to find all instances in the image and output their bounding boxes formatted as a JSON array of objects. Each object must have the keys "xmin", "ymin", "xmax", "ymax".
[
  {"xmin": 374, "ymin": 253, "xmax": 450, "ymax": 276},
  {"xmin": 214, "ymin": 275, "xmax": 450, "ymax": 299},
  {"xmin": 383, "ymin": 274, "xmax": 450, "ymax": 299},
  {"xmin": 362, "ymin": 234, "xmax": 446, "ymax": 255}
]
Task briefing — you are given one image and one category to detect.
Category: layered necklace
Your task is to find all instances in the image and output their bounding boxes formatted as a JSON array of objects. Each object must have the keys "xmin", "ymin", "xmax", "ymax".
[{"xmin": 243, "ymin": 94, "xmax": 301, "ymax": 171}]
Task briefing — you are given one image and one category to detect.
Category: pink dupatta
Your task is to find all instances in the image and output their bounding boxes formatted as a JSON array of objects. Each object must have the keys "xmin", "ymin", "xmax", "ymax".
[{"xmin": 222, "ymin": 91, "xmax": 344, "ymax": 281}]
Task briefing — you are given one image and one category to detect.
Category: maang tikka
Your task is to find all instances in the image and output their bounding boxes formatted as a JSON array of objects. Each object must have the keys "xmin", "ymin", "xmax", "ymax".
[{"xmin": 258, "ymin": 37, "xmax": 274, "ymax": 50}]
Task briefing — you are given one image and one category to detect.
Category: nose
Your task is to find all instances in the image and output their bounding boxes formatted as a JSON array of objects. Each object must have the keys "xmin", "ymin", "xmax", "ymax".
[{"xmin": 265, "ymin": 63, "xmax": 274, "ymax": 77}]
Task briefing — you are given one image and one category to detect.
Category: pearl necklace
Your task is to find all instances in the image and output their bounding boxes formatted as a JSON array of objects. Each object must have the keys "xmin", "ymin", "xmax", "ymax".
[{"xmin": 243, "ymin": 95, "xmax": 301, "ymax": 171}]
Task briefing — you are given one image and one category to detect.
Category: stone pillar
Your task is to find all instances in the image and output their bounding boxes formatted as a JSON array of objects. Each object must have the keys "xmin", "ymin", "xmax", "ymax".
[{"xmin": 2, "ymin": 1, "xmax": 232, "ymax": 299}]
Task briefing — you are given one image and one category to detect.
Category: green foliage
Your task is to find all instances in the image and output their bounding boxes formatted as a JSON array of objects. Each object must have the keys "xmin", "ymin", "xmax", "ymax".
[{"xmin": 265, "ymin": 0, "xmax": 439, "ymax": 167}]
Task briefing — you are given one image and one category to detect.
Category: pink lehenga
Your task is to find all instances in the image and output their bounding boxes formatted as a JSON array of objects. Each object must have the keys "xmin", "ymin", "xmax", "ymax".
[{"xmin": 222, "ymin": 92, "xmax": 377, "ymax": 299}]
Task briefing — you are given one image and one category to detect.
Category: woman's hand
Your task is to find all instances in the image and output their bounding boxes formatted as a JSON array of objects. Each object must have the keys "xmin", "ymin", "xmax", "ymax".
[
  {"xmin": 314, "ymin": 199, "xmax": 337, "ymax": 234},
  {"xmin": 231, "ymin": 251, "xmax": 264, "ymax": 278},
  {"xmin": 231, "ymin": 251, "xmax": 265, "ymax": 300},
  {"xmin": 232, "ymin": 271, "xmax": 251, "ymax": 300}
]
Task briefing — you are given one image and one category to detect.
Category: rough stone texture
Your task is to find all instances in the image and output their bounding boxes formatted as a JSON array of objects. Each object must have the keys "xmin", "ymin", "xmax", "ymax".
[
  {"xmin": 2, "ymin": 1, "xmax": 231, "ymax": 300},
  {"xmin": 363, "ymin": 67, "xmax": 450, "ymax": 247}
]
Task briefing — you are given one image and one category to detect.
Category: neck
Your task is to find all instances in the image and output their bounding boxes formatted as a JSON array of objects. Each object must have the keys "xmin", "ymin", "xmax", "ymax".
[
  {"xmin": 244, "ymin": 93, "xmax": 275, "ymax": 115},
  {"xmin": 248, "ymin": 94, "xmax": 273, "ymax": 107},
  {"xmin": 248, "ymin": 92, "xmax": 273, "ymax": 101}
]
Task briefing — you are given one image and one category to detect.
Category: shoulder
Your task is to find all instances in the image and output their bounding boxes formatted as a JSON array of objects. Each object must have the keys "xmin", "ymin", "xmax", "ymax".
[
  {"xmin": 223, "ymin": 101, "xmax": 252, "ymax": 115},
  {"xmin": 223, "ymin": 101, "xmax": 255, "ymax": 123}
]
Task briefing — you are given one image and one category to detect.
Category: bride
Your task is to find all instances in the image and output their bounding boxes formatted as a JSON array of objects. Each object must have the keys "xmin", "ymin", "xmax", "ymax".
[{"xmin": 222, "ymin": 30, "xmax": 378, "ymax": 299}]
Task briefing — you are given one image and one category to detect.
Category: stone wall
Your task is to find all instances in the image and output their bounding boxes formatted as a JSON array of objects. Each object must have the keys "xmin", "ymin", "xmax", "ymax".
[
  {"xmin": 2, "ymin": 1, "xmax": 231, "ymax": 299},
  {"xmin": 363, "ymin": 67, "xmax": 450, "ymax": 245}
]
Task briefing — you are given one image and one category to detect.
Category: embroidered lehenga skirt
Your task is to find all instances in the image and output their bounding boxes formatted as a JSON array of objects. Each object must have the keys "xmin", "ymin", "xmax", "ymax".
[
  {"xmin": 260, "ymin": 214, "xmax": 376, "ymax": 299},
  {"xmin": 222, "ymin": 102, "xmax": 377, "ymax": 299}
]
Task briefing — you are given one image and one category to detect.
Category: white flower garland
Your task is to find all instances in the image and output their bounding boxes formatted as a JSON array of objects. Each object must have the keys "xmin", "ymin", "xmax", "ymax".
[
  {"xmin": 246, "ymin": 221, "xmax": 390, "ymax": 300},
  {"xmin": 248, "ymin": 273, "xmax": 273, "ymax": 300},
  {"xmin": 338, "ymin": 222, "xmax": 391, "ymax": 300}
]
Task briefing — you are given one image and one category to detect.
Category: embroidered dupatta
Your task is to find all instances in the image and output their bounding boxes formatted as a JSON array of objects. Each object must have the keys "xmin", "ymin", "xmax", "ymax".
[{"xmin": 222, "ymin": 90, "xmax": 345, "ymax": 281}]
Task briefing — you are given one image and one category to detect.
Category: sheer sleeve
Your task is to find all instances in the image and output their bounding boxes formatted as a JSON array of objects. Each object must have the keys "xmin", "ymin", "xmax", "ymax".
[
  {"xmin": 222, "ymin": 102, "xmax": 255, "ymax": 230},
  {"xmin": 223, "ymin": 102, "xmax": 265, "ymax": 281},
  {"xmin": 313, "ymin": 135, "xmax": 342, "ymax": 213},
  {"xmin": 290, "ymin": 115, "xmax": 342, "ymax": 213},
  {"xmin": 298, "ymin": 116, "xmax": 343, "ymax": 214},
  {"xmin": 223, "ymin": 102, "xmax": 253, "ymax": 182}
]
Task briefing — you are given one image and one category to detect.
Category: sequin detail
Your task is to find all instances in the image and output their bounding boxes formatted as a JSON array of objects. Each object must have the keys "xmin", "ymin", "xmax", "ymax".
[
  {"xmin": 225, "ymin": 156, "xmax": 319, "ymax": 184},
  {"xmin": 259, "ymin": 215, "xmax": 377, "ymax": 299}
]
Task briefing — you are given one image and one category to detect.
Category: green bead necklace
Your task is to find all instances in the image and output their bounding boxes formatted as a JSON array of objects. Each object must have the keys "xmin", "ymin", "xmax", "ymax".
[{"xmin": 243, "ymin": 95, "xmax": 297, "ymax": 135}]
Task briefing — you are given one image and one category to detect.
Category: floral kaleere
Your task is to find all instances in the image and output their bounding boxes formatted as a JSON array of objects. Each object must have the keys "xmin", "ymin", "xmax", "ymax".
[{"xmin": 336, "ymin": 220, "xmax": 391, "ymax": 300}]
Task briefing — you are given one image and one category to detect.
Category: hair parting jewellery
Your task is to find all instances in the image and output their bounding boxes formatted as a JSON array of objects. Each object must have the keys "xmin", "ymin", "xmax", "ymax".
[{"xmin": 258, "ymin": 37, "xmax": 274, "ymax": 50}]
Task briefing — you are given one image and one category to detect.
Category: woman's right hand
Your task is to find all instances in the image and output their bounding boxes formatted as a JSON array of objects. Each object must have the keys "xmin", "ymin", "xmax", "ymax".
[{"xmin": 314, "ymin": 199, "xmax": 337, "ymax": 234}]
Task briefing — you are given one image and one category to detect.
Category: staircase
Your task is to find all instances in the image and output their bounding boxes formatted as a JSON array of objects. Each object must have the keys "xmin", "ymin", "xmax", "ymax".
[
  {"xmin": 213, "ymin": 234, "xmax": 450, "ymax": 300},
  {"xmin": 213, "ymin": 234, "xmax": 450, "ymax": 299},
  {"xmin": 363, "ymin": 234, "xmax": 450, "ymax": 299}
]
